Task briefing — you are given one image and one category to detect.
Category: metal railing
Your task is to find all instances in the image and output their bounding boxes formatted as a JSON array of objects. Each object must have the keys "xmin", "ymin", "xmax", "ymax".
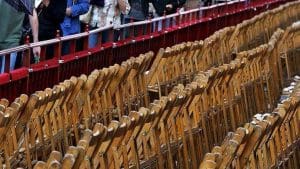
[{"xmin": 0, "ymin": 0, "xmax": 249, "ymax": 72}]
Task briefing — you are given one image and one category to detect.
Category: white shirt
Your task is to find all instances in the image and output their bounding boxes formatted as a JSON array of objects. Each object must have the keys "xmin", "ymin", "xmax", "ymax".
[{"xmin": 90, "ymin": 0, "xmax": 130, "ymax": 28}]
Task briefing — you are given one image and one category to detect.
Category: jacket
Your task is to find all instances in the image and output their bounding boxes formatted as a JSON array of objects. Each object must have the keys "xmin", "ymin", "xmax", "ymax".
[
  {"xmin": 90, "ymin": 0, "xmax": 130, "ymax": 27},
  {"xmin": 90, "ymin": 0, "xmax": 104, "ymax": 7},
  {"xmin": 125, "ymin": 0, "xmax": 149, "ymax": 21},
  {"xmin": 0, "ymin": 0, "xmax": 25, "ymax": 49},
  {"xmin": 38, "ymin": 0, "xmax": 67, "ymax": 40},
  {"xmin": 151, "ymin": 0, "xmax": 186, "ymax": 16},
  {"xmin": 61, "ymin": 0, "xmax": 90, "ymax": 36}
]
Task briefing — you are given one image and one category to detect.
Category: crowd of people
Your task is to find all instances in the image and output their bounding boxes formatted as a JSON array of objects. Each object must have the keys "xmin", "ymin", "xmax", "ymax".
[{"xmin": 0, "ymin": 0, "xmax": 217, "ymax": 73}]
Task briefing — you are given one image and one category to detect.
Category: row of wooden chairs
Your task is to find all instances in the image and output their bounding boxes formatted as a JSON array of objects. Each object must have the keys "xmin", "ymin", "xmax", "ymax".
[
  {"xmin": 146, "ymin": 0, "xmax": 300, "ymax": 99},
  {"xmin": 198, "ymin": 20, "xmax": 300, "ymax": 169},
  {"xmin": 279, "ymin": 21, "xmax": 300, "ymax": 80},
  {"xmin": 0, "ymin": 52, "xmax": 153, "ymax": 168},
  {"xmin": 229, "ymin": 0, "xmax": 300, "ymax": 53},
  {"xmin": 0, "ymin": 2, "xmax": 299, "ymax": 168},
  {"xmin": 28, "ymin": 28, "xmax": 287, "ymax": 169},
  {"xmin": 199, "ymin": 81, "xmax": 300, "ymax": 169}
]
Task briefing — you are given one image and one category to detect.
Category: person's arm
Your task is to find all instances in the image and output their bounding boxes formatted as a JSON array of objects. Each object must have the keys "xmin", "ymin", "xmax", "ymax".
[
  {"xmin": 29, "ymin": 9, "xmax": 41, "ymax": 56},
  {"xmin": 66, "ymin": 0, "xmax": 90, "ymax": 17},
  {"xmin": 29, "ymin": 9, "xmax": 39, "ymax": 43}
]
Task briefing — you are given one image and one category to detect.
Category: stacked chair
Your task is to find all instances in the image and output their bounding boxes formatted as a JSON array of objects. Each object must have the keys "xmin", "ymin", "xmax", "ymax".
[
  {"xmin": 199, "ymin": 20, "xmax": 300, "ymax": 169},
  {"xmin": 229, "ymin": 1, "xmax": 300, "ymax": 53},
  {"xmin": 199, "ymin": 80, "xmax": 300, "ymax": 169},
  {"xmin": 278, "ymin": 21, "xmax": 300, "ymax": 80},
  {"xmin": 29, "ymin": 28, "xmax": 286, "ymax": 169},
  {"xmin": 147, "ymin": 1, "xmax": 300, "ymax": 99},
  {"xmin": 0, "ymin": 1, "xmax": 300, "ymax": 168},
  {"xmin": 0, "ymin": 52, "xmax": 154, "ymax": 169}
]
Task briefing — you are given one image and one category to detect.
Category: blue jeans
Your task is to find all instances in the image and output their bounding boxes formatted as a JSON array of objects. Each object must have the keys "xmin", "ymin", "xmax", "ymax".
[
  {"xmin": 89, "ymin": 32, "xmax": 98, "ymax": 48},
  {"xmin": 89, "ymin": 29, "xmax": 109, "ymax": 48},
  {"xmin": 0, "ymin": 52, "xmax": 17, "ymax": 73},
  {"xmin": 62, "ymin": 41, "xmax": 71, "ymax": 55},
  {"xmin": 153, "ymin": 18, "xmax": 174, "ymax": 32}
]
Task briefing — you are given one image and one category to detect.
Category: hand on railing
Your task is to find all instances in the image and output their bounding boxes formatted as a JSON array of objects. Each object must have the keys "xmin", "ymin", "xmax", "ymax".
[
  {"xmin": 34, "ymin": 54, "xmax": 40, "ymax": 64},
  {"xmin": 166, "ymin": 4, "xmax": 174, "ymax": 11},
  {"xmin": 32, "ymin": 46, "xmax": 41, "ymax": 60}
]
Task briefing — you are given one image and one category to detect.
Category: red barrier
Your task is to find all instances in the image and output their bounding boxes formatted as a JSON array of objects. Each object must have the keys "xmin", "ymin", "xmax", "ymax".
[
  {"xmin": 0, "ymin": 0, "xmax": 292, "ymax": 101},
  {"xmin": 28, "ymin": 59, "xmax": 59, "ymax": 93}
]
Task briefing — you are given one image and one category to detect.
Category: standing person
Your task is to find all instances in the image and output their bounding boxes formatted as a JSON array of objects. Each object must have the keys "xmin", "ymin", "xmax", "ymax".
[
  {"xmin": 151, "ymin": 0, "xmax": 186, "ymax": 16},
  {"xmin": 104, "ymin": 0, "xmax": 131, "ymax": 41},
  {"xmin": 88, "ymin": 0, "xmax": 107, "ymax": 48},
  {"xmin": 37, "ymin": 0, "xmax": 67, "ymax": 59},
  {"xmin": 15, "ymin": 8, "xmax": 41, "ymax": 68},
  {"xmin": 150, "ymin": 0, "xmax": 186, "ymax": 31},
  {"xmin": 61, "ymin": 0, "xmax": 89, "ymax": 55},
  {"xmin": 123, "ymin": 0, "xmax": 149, "ymax": 38},
  {"xmin": 124, "ymin": 0, "xmax": 149, "ymax": 23},
  {"xmin": 89, "ymin": 0, "xmax": 130, "ymax": 47},
  {"xmin": 203, "ymin": 0, "xmax": 212, "ymax": 6},
  {"xmin": 0, "ymin": 0, "xmax": 40, "ymax": 73}
]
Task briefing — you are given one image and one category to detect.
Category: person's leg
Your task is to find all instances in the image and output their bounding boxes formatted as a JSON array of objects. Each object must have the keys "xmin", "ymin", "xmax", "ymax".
[
  {"xmin": 15, "ymin": 52, "xmax": 23, "ymax": 69},
  {"xmin": 45, "ymin": 45, "xmax": 54, "ymax": 60},
  {"xmin": 157, "ymin": 20, "xmax": 163, "ymax": 31},
  {"xmin": 0, "ymin": 56, "xmax": 4, "ymax": 73},
  {"xmin": 10, "ymin": 52, "xmax": 17, "ymax": 71},
  {"xmin": 124, "ymin": 18, "xmax": 131, "ymax": 38},
  {"xmin": 0, "ymin": 52, "xmax": 17, "ymax": 73},
  {"xmin": 75, "ymin": 22, "xmax": 87, "ymax": 51},
  {"xmin": 102, "ymin": 30, "xmax": 109, "ymax": 43},
  {"xmin": 89, "ymin": 30, "xmax": 99, "ymax": 48},
  {"xmin": 113, "ymin": 29, "xmax": 120, "ymax": 42},
  {"xmin": 165, "ymin": 18, "xmax": 171, "ymax": 28},
  {"xmin": 152, "ymin": 21, "xmax": 156, "ymax": 32},
  {"xmin": 62, "ymin": 41, "xmax": 70, "ymax": 56}
]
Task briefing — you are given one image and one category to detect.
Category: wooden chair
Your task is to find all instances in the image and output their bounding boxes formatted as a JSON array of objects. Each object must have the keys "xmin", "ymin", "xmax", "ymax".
[
  {"xmin": 3, "ymin": 2, "xmax": 300, "ymax": 168},
  {"xmin": 279, "ymin": 21, "xmax": 300, "ymax": 80},
  {"xmin": 199, "ymin": 81, "xmax": 300, "ymax": 169}
]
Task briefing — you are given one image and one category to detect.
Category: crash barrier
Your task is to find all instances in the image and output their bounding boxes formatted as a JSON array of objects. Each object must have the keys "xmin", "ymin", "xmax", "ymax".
[
  {"xmin": 199, "ymin": 79, "xmax": 300, "ymax": 169},
  {"xmin": 0, "ymin": 0, "xmax": 292, "ymax": 101},
  {"xmin": 0, "ymin": 26, "xmax": 289, "ymax": 168}
]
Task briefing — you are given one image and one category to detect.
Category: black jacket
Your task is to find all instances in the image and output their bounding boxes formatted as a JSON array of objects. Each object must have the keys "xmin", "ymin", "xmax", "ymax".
[
  {"xmin": 38, "ymin": 0, "xmax": 67, "ymax": 41},
  {"xmin": 90, "ymin": 0, "xmax": 104, "ymax": 7},
  {"xmin": 151, "ymin": 0, "xmax": 186, "ymax": 16},
  {"xmin": 127, "ymin": 0, "xmax": 150, "ymax": 20}
]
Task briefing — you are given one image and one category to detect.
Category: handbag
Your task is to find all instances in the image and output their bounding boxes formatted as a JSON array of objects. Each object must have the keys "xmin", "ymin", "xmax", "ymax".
[{"xmin": 80, "ymin": 6, "xmax": 93, "ymax": 24}]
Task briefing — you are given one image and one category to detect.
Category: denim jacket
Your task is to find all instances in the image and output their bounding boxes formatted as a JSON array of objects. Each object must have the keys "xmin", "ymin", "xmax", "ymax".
[{"xmin": 61, "ymin": 0, "xmax": 90, "ymax": 36}]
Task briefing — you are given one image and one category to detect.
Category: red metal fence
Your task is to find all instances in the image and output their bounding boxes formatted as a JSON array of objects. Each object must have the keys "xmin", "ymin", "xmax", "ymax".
[{"xmin": 0, "ymin": 0, "xmax": 294, "ymax": 101}]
